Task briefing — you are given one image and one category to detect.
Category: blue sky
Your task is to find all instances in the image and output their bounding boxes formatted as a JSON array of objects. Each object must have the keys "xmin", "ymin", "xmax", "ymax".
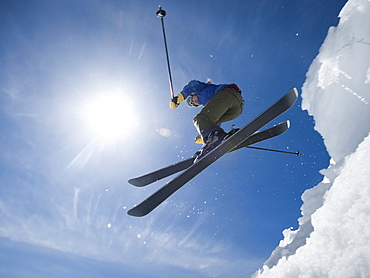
[{"xmin": 0, "ymin": 1, "xmax": 348, "ymax": 277}]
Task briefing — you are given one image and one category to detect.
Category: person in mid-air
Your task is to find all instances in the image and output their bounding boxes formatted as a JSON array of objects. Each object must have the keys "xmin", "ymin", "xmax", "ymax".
[{"xmin": 170, "ymin": 79, "xmax": 244, "ymax": 159}]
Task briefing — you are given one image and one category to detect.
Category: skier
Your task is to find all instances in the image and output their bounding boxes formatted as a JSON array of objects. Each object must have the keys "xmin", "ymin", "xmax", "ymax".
[{"xmin": 170, "ymin": 79, "xmax": 244, "ymax": 159}]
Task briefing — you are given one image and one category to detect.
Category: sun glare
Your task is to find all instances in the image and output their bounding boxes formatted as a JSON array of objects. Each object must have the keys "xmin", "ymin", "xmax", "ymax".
[{"xmin": 85, "ymin": 95, "xmax": 133, "ymax": 141}]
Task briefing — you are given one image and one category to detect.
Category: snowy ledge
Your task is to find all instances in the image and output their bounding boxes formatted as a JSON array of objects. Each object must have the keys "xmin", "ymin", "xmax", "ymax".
[{"xmin": 253, "ymin": 0, "xmax": 370, "ymax": 276}]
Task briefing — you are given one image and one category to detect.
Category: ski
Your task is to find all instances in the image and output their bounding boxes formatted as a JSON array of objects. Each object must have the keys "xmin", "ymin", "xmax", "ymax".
[
  {"xmin": 128, "ymin": 120, "xmax": 290, "ymax": 187},
  {"xmin": 128, "ymin": 88, "xmax": 298, "ymax": 217}
]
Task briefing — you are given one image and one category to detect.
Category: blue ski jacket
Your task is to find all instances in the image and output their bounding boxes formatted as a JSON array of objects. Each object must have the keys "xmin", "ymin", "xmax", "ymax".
[{"xmin": 179, "ymin": 80, "xmax": 228, "ymax": 106}]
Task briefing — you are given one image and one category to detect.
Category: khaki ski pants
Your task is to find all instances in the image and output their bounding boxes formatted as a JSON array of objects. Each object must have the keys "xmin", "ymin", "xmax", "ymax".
[{"xmin": 193, "ymin": 88, "xmax": 244, "ymax": 140}]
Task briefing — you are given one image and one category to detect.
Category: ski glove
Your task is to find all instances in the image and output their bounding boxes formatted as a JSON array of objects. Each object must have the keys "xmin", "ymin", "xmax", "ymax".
[
  {"xmin": 169, "ymin": 93, "xmax": 185, "ymax": 109},
  {"xmin": 195, "ymin": 135, "xmax": 205, "ymax": 144}
]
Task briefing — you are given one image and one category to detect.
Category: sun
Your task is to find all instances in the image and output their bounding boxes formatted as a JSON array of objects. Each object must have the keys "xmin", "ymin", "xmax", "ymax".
[{"xmin": 84, "ymin": 95, "xmax": 134, "ymax": 141}]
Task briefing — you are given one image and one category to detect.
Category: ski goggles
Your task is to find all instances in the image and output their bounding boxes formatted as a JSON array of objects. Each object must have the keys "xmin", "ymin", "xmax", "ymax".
[{"xmin": 185, "ymin": 94, "xmax": 200, "ymax": 108}]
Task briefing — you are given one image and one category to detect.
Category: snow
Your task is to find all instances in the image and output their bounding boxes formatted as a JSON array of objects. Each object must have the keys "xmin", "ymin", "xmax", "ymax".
[
  {"xmin": 253, "ymin": 0, "xmax": 370, "ymax": 277},
  {"xmin": 301, "ymin": 0, "xmax": 370, "ymax": 163}
]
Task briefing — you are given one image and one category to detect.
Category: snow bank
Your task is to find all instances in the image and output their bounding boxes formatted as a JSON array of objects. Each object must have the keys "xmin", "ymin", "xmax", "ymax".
[
  {"xmin": 253, "ymin": 0, "xmax": 370, "ymax": 276},
  {"xmin": 255, "ymin": 133, "xmax": 370, "ymax": 277},
  {"xmin": 301, "ymin": 0, "xmax": 370, "ymax": 163}
]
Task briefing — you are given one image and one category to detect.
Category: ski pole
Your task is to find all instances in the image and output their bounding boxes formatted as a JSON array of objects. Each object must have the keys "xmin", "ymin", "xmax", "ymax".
[
  {"xmin": 156, "ymin": 6, "xmax": 175, "ymax": 98},
  {"xmin": 247, "ymin": 146, "xmax": 303, "ymax": 156}
]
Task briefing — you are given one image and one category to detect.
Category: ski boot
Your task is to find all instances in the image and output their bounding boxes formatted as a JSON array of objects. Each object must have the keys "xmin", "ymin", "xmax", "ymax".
[
  {"xmin": 195, "ymin": 125, "xmax": 239, "ymax": 144},
  {"xmin": 195, "ymin": 129, "xmax": 227, "ymax": 161}
]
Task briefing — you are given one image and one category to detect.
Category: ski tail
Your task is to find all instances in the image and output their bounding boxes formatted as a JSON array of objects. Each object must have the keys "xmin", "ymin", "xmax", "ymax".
[{"xmin": 128, "ymin": 157, "xmax": 194, "ymax": 187}]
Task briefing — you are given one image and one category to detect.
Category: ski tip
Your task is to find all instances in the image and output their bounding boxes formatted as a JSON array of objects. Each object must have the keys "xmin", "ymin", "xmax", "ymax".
[
  {"xmin": 292, "ymin": 87, "xmax": 299, "ymax": 97},
  {"xmin": 277, "ymin": 120, "xmax": 290, "ymax": 128}
]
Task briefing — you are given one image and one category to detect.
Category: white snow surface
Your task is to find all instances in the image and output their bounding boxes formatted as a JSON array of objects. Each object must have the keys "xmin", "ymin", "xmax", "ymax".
[{"xmin": 253, "ymin": 0, "xmax": 370, "ymax": 277}]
